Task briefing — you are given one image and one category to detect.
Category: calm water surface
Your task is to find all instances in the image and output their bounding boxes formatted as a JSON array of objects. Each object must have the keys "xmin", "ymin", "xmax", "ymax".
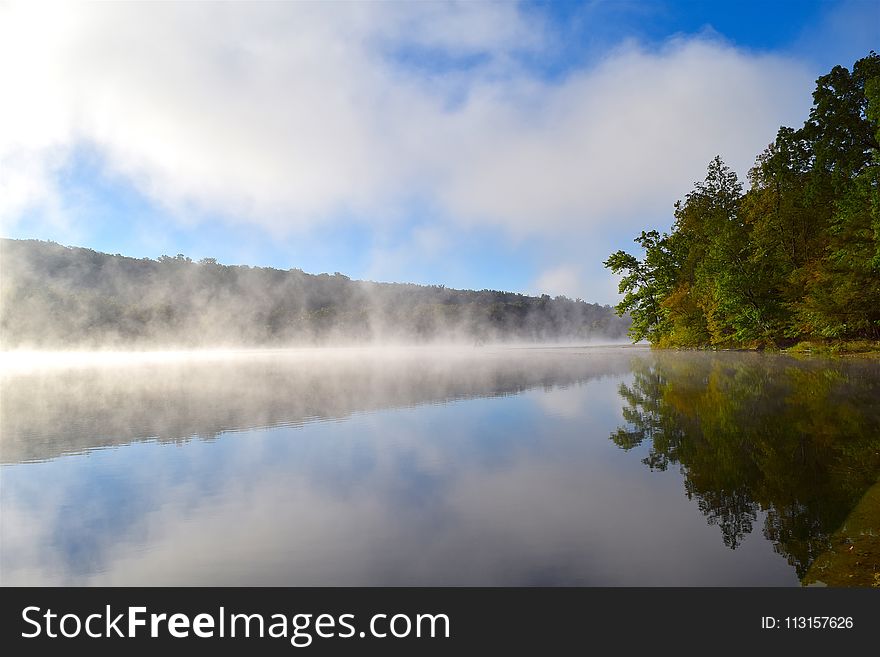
[{"xmin": 2, "ymin": 346, "xmax": 878, "ymax": 586}]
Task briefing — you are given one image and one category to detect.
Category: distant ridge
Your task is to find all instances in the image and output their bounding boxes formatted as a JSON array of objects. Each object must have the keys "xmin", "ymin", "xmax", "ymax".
[{"xmin": 0, "ymin": 239, "xmax": 630, "ymax": 348}]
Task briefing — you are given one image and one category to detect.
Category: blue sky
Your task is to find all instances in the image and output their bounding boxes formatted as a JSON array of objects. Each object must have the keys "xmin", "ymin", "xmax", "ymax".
[{"xmin": 1, "ymin": 1, "xmax": 878, "ymax": 304}]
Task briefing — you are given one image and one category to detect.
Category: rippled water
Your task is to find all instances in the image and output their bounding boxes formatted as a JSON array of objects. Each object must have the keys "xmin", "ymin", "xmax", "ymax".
[{"xmin": 2, "ymin": 346, "xmax": 878, "ymax": 586}]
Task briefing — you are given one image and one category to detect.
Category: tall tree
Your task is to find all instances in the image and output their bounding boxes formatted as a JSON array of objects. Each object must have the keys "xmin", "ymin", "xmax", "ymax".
[{"xmin": 606, "ymin": 52, "xmax": 880, "ymax": 348}]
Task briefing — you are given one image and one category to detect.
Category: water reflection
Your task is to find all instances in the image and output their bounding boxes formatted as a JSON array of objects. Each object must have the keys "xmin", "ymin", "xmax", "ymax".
[
  {"xmin": 610, "ymin": 352, "xmax": 880, "ymax": 584},
  {"xmin": 1, "ymin": 347, "xmax": 877, "ymax": 586},
  {"xmin": 2, "ymin": 347, "xmax": 634, "ymax": 464}
]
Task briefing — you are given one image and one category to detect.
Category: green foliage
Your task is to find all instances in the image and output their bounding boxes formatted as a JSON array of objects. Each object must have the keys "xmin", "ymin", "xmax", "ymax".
[
  {"xmin": 603, "ymin": 230, "xmax": 675, "ymax": 342},
  {"xmin": 606, "ymin": 52, "xmax": 880, "ymax": 347}
]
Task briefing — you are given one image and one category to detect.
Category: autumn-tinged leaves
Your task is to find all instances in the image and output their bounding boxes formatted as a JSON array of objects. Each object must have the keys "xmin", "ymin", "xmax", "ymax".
[{"xmin": 606, "ymin": 52, "xmax": 880, "ymax": 347}]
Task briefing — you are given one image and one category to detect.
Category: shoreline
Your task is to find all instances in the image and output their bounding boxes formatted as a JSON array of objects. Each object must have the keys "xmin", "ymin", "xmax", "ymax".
[{"xmin": 645, "ymin": 340, "xmax": 880, "ymax": 358}]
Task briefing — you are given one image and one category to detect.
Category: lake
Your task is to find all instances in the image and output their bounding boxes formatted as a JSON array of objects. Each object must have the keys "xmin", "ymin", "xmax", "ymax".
[{"xmin": 1, "ymin": 346, "xmax": 878, "ymax": 586}]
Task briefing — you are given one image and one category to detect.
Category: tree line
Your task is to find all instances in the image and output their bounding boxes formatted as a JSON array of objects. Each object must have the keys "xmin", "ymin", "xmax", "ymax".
[
  {"xmin": 605, "ymin": 53, "xmax": 880, "ymax": 348},
  {"xmin": 0, "ymin": 239, "xmax": 630, "ymax": 347}
]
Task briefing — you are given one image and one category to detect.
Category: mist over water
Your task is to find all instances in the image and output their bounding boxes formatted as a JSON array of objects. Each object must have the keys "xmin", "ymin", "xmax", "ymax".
[
  {"xmin": 0, "ymin": 240, "xmax": 631, "ymax": 349},
  {"xmin": 2, "ymin": 346, "xmax": 877, "ymax": 586},
  {"xmin": 2, "ymin": 0, "xmax": 877, "ymax": 601},
  {"xmin": 1, "ymin": 346, "xmax": 636, "ymax": 464}
]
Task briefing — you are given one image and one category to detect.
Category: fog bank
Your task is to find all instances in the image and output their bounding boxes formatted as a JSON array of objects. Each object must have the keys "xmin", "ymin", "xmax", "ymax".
[{"xmin": 1, "ymin": 239, "xmax": 631, "ymax": 349}]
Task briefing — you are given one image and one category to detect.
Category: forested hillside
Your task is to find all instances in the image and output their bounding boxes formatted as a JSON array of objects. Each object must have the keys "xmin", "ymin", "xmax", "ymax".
[
  {"xmin": 0, "ymin": 239, "xmax": 629, "ymax": 347},
  {"xmin": 605, "ymin": 52, "xmax": 880, "ymax": 349}
]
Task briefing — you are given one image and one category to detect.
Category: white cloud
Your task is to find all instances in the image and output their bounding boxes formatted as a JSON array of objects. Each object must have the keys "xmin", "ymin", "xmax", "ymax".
[
  {"xmin": 533, "ymin": 265, "xmax": 584, "ymax": 299},
  {"xmin": 0, "ymin": 2, "xmax": 814, "ymax": 241}
]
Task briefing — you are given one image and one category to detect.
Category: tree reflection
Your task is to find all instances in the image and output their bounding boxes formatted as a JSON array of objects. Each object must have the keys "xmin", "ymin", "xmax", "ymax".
[
  {"xmin": 611, "ymin": 353, "xmax": 880, "ymax": 580},
  {"xmin": 1, "ymin": 348, "xmax": 633, "ymax": 464}
]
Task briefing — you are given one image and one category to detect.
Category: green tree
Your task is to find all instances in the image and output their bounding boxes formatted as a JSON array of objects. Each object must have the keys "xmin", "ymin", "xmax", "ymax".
[
  {"xmin": 606, "ymin": 52, "xmax": 880, "ymax": 348},
  {"xmin": 795, "ymin": 52, "xmax": 880, "ymax": 339},
  {"xmin": 604, "ymin": 230, "xmax": 676, "ymax": 342}
]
